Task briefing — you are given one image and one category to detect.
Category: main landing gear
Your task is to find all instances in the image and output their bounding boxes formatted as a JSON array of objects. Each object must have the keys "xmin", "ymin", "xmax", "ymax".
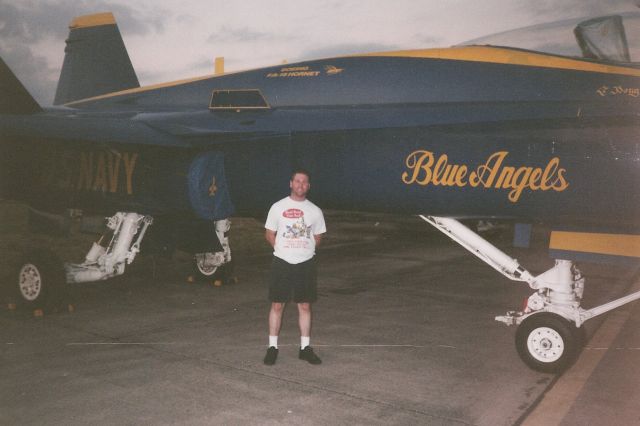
[
  {"xmin": 191, "ymin": 218, "xmax": 234, "ymax": 285},
  {"xmin": 15, "ymin": 249, "xmax": 66, "ymax": 309},
  {"xmin": 420, "ymin": 215, "xmax": 640, "ymax": 373},
  {"xmin": 65, "ymin": 212, "xmax": 154, "ymax": 284},
  {"xmin": 12, "ymin": 212, "xmax": 235, "ymax": 309},
  {"xmin": 64, "ymin": 213, "xmax": 235, "ymax": 286}
]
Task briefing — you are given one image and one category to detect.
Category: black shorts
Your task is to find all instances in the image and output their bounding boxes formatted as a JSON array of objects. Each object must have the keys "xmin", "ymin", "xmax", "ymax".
[{"xmin": 269, "ymin": 256, "xmax": 317, "ymax": 303}]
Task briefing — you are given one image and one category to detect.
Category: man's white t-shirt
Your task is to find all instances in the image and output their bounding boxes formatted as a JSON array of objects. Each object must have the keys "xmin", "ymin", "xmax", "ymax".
[{"xmin": 265, "ymin": 197, "xmax": 326, "ymax": 264}]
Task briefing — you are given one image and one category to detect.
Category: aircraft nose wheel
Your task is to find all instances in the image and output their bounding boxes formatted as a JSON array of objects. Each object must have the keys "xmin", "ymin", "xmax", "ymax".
[{"xmin": 515, "ymin": 312, "xmax": 582, "ymax": 373}]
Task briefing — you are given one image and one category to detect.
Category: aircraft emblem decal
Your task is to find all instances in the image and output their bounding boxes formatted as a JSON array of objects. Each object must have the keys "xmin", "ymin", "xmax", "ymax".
[
  {"xmin": 208, "ymin": 176, "xmax": 218, "ymax": 197},
  {"xmin": 324, "ymin": 65, "xmax": 344, "ymax": 75},
  {"xmin": 402, "ymin": 150, "xmax": 570, "ymax": 202}
]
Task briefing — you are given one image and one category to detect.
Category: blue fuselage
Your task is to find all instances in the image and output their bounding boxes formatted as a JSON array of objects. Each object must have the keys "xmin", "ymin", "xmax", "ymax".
[{"xmin": 2, "ymin": 47, "xmax": 639, "ymax": 229}]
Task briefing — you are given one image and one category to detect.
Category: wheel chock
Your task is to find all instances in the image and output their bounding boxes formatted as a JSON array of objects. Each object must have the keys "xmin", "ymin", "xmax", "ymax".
[
  {"xmin": 213, "ymin": 279, "xmax": 223, "ymax": 287},
  {"xmin": 7, "ymin": 303, "xmax": 17, "ymax": 311},
  {"xmin": 186, "ymin": 275, "xmax": 195, "ymax": 283},
  {"xmin": 33, "ymin": 308, "xmax": 44, "ymax": 318}
]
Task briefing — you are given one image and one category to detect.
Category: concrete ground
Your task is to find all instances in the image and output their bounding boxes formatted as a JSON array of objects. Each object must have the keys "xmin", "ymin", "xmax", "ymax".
[{"xmin": 0, "ymin": 212, "xmax": 638, "ymax": 425}]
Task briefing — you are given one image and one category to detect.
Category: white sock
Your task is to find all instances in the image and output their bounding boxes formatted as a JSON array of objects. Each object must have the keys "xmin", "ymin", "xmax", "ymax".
[
  {"xmin": 269, "ymin": 335, "xmax": 278, "ymax": 349},
  {"xmin": 301, "ymin": 336, "xmax": 310, "ymax": 349}
]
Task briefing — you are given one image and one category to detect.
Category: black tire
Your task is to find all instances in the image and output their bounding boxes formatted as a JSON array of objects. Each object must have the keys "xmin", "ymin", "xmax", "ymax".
[
  {"xmin": 15, "ymin": 249, "xmax": 66, "ymax": 308},
  {"xmin": 515, "ymin": 312, "xmax": 581, "ymax": 374}
]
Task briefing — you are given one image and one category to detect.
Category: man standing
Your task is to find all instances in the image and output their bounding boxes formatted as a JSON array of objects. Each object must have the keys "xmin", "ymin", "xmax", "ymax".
[{"xmin": 263, "ymin": 169, "xmax": 326, "ymax": 365}]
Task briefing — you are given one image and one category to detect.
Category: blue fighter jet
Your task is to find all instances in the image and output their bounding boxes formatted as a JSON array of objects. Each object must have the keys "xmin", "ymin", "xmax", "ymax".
[{"xmin": 1, "ymin": 12, "xmax": 638, "ymax": 372}]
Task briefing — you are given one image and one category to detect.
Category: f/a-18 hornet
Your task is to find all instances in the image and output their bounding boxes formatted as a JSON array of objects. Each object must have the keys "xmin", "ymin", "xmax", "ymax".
[{"xmin": 1, "ymin": 12, "xmax": 638, "ymax": 372}]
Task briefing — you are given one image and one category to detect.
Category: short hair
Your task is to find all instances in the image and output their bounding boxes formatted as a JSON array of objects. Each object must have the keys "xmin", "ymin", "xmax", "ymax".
[{"xmin": 290, "ymin": 168, "xmax": 311, "ymax": 181}]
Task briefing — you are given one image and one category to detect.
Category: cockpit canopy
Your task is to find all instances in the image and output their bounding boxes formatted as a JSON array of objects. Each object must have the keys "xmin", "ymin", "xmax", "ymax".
[
  {"xmin": 575, "ymin": 15, "xmax": 630, "ymax": 62},
  {"xmin": 462, "ymin": 12, "xmax": 639, "ymax": 64}
]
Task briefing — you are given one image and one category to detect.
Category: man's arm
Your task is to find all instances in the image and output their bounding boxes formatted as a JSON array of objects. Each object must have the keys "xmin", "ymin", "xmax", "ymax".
[
  {"xmin": 265, "ymin": 229, "xmax": 277, "ymax": 248},
  {"xmin": 314, "ymin": 233, "xmax": 323, "ymax": 247}
]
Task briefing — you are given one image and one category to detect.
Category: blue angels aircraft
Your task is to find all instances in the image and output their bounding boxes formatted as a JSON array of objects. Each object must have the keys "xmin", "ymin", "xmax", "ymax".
[{"xmin": 1, "ymin": 12, "xmax": 639, "ymax": 372}]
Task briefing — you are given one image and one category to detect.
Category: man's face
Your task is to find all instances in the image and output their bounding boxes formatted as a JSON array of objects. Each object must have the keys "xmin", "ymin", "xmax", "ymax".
[{"xmin": 290, "ymin": 173, "xmax": 310, "ymax": 200}]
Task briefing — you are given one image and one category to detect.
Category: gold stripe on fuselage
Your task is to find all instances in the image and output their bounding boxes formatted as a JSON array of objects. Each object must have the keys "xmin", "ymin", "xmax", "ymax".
[
  {"xmin": 64, "ymin": 74, "xmax": 217, "ymax": 106},
  {"xmin": 550, "ymin": 231, "xmax": 640, "ymax": 258},
  {"xmin": 356, "ymin": 46, "xmax": 640, "ymax": 78},
  {"xmin": 65, "ymin": 45, "xmax": 640, "ymax": 107}
]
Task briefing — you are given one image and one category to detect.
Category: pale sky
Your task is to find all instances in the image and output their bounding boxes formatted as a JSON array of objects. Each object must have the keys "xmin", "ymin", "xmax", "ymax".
[{"xmin": 1, "ymin": 0, "xmax": 638, "ymax": 105}]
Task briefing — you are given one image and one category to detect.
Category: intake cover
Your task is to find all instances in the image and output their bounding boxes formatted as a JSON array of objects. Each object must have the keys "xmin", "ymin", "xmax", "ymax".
[{"xmin": 187, "ymin": 151, "xmax": 235, "ymax": 220}]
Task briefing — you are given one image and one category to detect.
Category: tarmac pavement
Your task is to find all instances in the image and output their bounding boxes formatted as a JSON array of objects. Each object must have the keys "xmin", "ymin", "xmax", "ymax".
[{"xmin": 1, "ymin": 213, "xmax": 638, "ymax": 425}]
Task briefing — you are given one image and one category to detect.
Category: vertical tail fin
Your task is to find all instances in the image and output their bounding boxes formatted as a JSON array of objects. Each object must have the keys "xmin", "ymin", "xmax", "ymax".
[
  {"xmin": 53, "ymin": 12, "xmax": 140, "ymax": 105},
  {"xmin": 0, "ymin": 57, "xmax": 41, "ymax": 114}
]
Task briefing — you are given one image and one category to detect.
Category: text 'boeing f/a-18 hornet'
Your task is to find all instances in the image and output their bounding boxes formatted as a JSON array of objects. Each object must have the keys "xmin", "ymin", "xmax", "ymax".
[{"xmin": 0, "ymin": 11, "xmax": 638, "ymax": 373}]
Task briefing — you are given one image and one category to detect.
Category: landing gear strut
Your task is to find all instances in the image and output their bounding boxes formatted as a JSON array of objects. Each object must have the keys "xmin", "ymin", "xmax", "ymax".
[
  {"xmin": 65, "ymin": 212, "xmax": 153, "ymax": 283},
  {"xmin": 192, "ymin": 218, "xmax": 232, "ymax": 282},
  {"xmin": 421, "ymin": 215, "xmax": 640, "ymax": 373}
]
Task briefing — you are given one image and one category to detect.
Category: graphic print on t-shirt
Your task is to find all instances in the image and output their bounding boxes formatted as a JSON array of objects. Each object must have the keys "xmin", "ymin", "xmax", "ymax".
[
  {"xmin": 265, "ymin": 197, "xmax": 325, "ymax": 264},
  {"xmin": 281, "ymin": 209, "xmax": 312, "ymax": 248}
]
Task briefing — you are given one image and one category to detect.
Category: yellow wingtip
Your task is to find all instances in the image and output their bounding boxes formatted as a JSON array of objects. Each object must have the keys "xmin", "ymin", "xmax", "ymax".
[{"xmin": 69, "ymin": 12, "xmax": 116, "ymax": 29}]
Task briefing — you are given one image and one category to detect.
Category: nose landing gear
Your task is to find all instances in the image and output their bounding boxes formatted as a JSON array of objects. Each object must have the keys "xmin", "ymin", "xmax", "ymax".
[{"xmin": 420, "ymin": 215, "xmax": 640, "ymax": 373}]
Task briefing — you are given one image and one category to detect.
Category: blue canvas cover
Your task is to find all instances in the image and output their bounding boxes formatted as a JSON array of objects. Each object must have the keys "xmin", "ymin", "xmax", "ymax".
[{"xmin": 188, "ymin": 151, "xmax": 235, "ymax": 220}]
